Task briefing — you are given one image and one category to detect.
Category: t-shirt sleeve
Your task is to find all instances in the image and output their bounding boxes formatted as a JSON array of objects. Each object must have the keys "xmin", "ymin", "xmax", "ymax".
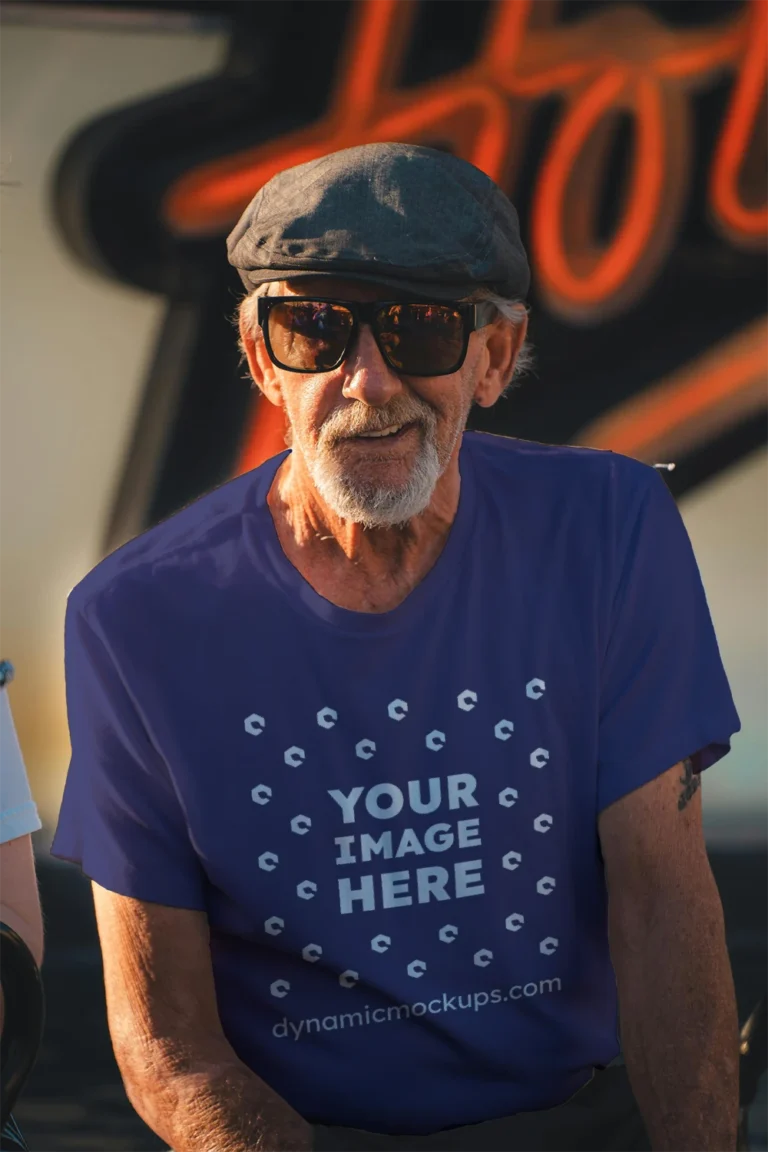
[
  {"xmin": 597, "ymin": 462, "xmax": 740, "ymax": 812},
  {"xmin": 0, "ymin": 687, "xmax": 42, "ymax": 845},
  {"xmin": 51, "ymin": 595, "xmax": 206, "ymax": 909}
]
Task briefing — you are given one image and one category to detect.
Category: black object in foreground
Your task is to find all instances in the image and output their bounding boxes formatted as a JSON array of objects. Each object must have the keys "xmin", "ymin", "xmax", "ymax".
[
  {"xmin": 0, "ymin": 922, "xmax": 45, "ymax": 1131},
  {"xmin": 738, "ymin": 995, "xmax": 767, "ymax": 1150}
]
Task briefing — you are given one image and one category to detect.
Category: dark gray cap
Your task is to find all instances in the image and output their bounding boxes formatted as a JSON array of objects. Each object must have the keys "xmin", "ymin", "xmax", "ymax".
[{"xmin": 227, "ymin": 143, "xmax": 530, "ymax": 301}]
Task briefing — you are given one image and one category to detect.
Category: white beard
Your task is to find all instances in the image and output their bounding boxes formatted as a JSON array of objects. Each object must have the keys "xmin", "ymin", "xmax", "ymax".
[{"xmin": 306, "ymin": 434, "xmax": 444, "ymax": 528}]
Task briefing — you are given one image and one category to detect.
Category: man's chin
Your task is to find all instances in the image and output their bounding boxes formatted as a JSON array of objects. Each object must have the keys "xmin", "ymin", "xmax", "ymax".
[
  {"xmin": 302, "ymin": 434, "xmax": 445, "ymax": 526},
  {"xmin": 320, "ymin": 441, "xmax": 420, "ymax": 485},
  {"xmin": 311, "ymin": 467, "xmax": 437, "ymax": 528},
  {"xmin": 334, "ymin": 501, "xmax": 431, "ymax": 530}
]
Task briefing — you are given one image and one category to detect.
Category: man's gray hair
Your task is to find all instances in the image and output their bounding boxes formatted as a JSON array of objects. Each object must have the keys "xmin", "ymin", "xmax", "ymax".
[
  {"xmin": 460, "ymin": 288, "xmax": 534, "ymax": 387},
  {"xmin": 238, "ymin": 283, "xmax": 534, "ymax": 388}
]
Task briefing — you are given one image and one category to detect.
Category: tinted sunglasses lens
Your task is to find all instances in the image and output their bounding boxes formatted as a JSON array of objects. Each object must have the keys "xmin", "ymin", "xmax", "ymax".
[
  {"xmin": 376, "ymin": 305, "xmax": 465, "ymax": 374},
  {"xmin": 268, "ymin": 301, "xmax": 353, "ymax": 370}
]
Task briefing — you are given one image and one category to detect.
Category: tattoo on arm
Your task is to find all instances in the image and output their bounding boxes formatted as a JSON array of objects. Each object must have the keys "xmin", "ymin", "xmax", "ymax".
[{"xmin": 677, "ymin": 757, "xmax": 701, "ymax": 811}]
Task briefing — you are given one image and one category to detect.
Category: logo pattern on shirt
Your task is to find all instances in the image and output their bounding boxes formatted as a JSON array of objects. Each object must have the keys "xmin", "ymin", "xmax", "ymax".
[{"xmin": 244, "ymin": 680, "xmax": 560, "ymax": 999}]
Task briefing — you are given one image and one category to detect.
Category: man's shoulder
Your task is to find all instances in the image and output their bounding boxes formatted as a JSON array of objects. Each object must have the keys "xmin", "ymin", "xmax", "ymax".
[
  {"xmin": 464, "ymin": 431, "xmax": 657, "ymax": 495},
  {"xmin": 68, "ymin": 458, "xmax": 279, "ymax": 619}
]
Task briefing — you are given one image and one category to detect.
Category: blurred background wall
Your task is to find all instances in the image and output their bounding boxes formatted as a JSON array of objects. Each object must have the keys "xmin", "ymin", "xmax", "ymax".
[
  {"xmin": 0, "ymin": 10, "xmax": 228, "ymax": 830},
  {"xmin": 1, "ymin": 0, "xmax": 765, "ymax": 848}
]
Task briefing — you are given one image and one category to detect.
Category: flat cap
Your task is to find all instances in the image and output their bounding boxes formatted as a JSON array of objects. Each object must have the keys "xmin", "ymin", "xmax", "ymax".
[{"xmin": 227, "ymin": 142, "xmax": 530, "ymax": 300}]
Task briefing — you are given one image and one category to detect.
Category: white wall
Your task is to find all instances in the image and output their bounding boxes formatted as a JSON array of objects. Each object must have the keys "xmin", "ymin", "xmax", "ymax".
[{"xmin": 0, "ymin": 21, "xmax": 226, "ymax": 828}]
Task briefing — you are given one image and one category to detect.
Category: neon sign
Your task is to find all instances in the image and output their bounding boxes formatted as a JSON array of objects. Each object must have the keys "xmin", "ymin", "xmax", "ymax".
[
  {"xmin": 157, "ymin": 0, "xmax": 767, "ymax": 476},
  {"xmin": 574, "ymin": 316, "xmax": 767, "ymax": 461},
  {"xmin": 156, "ymin": 0, "xmax": 768, "ymax": 474},
  {"xmin": 164, "ymin": 0, "xmax": 767, "ymax": 324}
]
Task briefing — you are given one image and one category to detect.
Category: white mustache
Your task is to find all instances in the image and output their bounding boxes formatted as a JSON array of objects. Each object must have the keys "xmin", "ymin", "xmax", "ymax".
[{"xmin": 321, "ymin": 404, "xmax": 435, "ymax": 445}]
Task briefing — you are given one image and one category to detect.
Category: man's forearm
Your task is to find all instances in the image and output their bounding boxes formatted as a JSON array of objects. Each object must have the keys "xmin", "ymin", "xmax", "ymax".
[
  {"xmin": 123, "ymin": 1043, "xmax": 313, "ymax": 1152},
  {"xmin": 611, "ymin": 892, "xmax": 739, "ymax": 1151}
]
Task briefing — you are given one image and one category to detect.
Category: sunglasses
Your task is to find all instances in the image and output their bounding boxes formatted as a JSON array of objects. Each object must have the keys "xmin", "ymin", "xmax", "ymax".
[{"xmin": 256, "ymin": 297, "xmax": 498, "ymax": 377}]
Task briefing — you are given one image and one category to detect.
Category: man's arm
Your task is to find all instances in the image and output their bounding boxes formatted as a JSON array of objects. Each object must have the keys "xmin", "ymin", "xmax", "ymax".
[
  {"xmin": 91, "ymin": 884, "xmax": 312, "ymax": 1152},
  {"xmin": 598, "ymin": 760, "xmax": 739, "ymax": 1151}
]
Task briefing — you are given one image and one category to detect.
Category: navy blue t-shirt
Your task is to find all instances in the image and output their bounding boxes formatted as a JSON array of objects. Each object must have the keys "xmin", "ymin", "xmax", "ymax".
[{"xmin": 52, "ymin": 433, "xmax": 739, "ymax": 1133}]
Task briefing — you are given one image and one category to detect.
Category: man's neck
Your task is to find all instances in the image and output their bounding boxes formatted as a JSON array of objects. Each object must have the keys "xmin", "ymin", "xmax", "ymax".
[{"xmin": 266, "ymin": 446, "xmax": 462, "ymax": 613}]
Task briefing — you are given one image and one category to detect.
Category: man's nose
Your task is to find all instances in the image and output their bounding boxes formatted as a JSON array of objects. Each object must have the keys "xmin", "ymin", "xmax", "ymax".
[{"xmin": 341, "ymin": 325, "xmax": 404, "ymax": 407}]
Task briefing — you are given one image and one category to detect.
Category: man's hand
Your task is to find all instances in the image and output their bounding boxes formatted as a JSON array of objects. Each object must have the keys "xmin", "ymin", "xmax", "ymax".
[
  {"xmin": 91, "ymin": 884, "xmax": 313, "ymax": 1152},
  {"xmin": 599, "ymin": 760, "xmax": 739, "ymax": 1151}
]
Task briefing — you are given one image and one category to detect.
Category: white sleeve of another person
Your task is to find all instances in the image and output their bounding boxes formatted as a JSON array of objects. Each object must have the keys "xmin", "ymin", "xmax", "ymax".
[{"xmin": 0, "ymin": 687, "xmax": 42, "ymax": 845}]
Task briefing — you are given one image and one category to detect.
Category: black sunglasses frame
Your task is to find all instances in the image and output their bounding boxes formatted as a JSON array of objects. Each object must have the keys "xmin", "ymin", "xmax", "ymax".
[{"xmin": 256, "ymin": 296, "xmax": 498, "ymax": 377}]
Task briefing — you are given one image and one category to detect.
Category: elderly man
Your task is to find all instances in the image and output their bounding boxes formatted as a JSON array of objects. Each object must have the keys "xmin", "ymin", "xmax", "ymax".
[{"xmin": 52, "ymin": 144, "xmax": 740, "ymax": 1152}]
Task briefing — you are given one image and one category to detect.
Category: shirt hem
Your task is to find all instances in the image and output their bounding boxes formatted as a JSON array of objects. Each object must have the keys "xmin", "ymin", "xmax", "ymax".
[
  {"xmin": 48, "ymin": 847, "xmax": 207, "ymax": 911},
  {"xmin": 597, "ymin": 727, "xmax": 736, "ymax": 813},
  {"xmin": 0, "ymin": 802, "xmax": 42, "ymax": 845}
]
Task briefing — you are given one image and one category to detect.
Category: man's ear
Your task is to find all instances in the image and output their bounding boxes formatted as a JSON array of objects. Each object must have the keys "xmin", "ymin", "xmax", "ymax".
[
  {"xmin": 473, "ymin": 312, "xmax": 529, "ymax": 408},
  {"xmin": 238, "ymin": 306, "xmax": 284, "ymax": 408}
]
